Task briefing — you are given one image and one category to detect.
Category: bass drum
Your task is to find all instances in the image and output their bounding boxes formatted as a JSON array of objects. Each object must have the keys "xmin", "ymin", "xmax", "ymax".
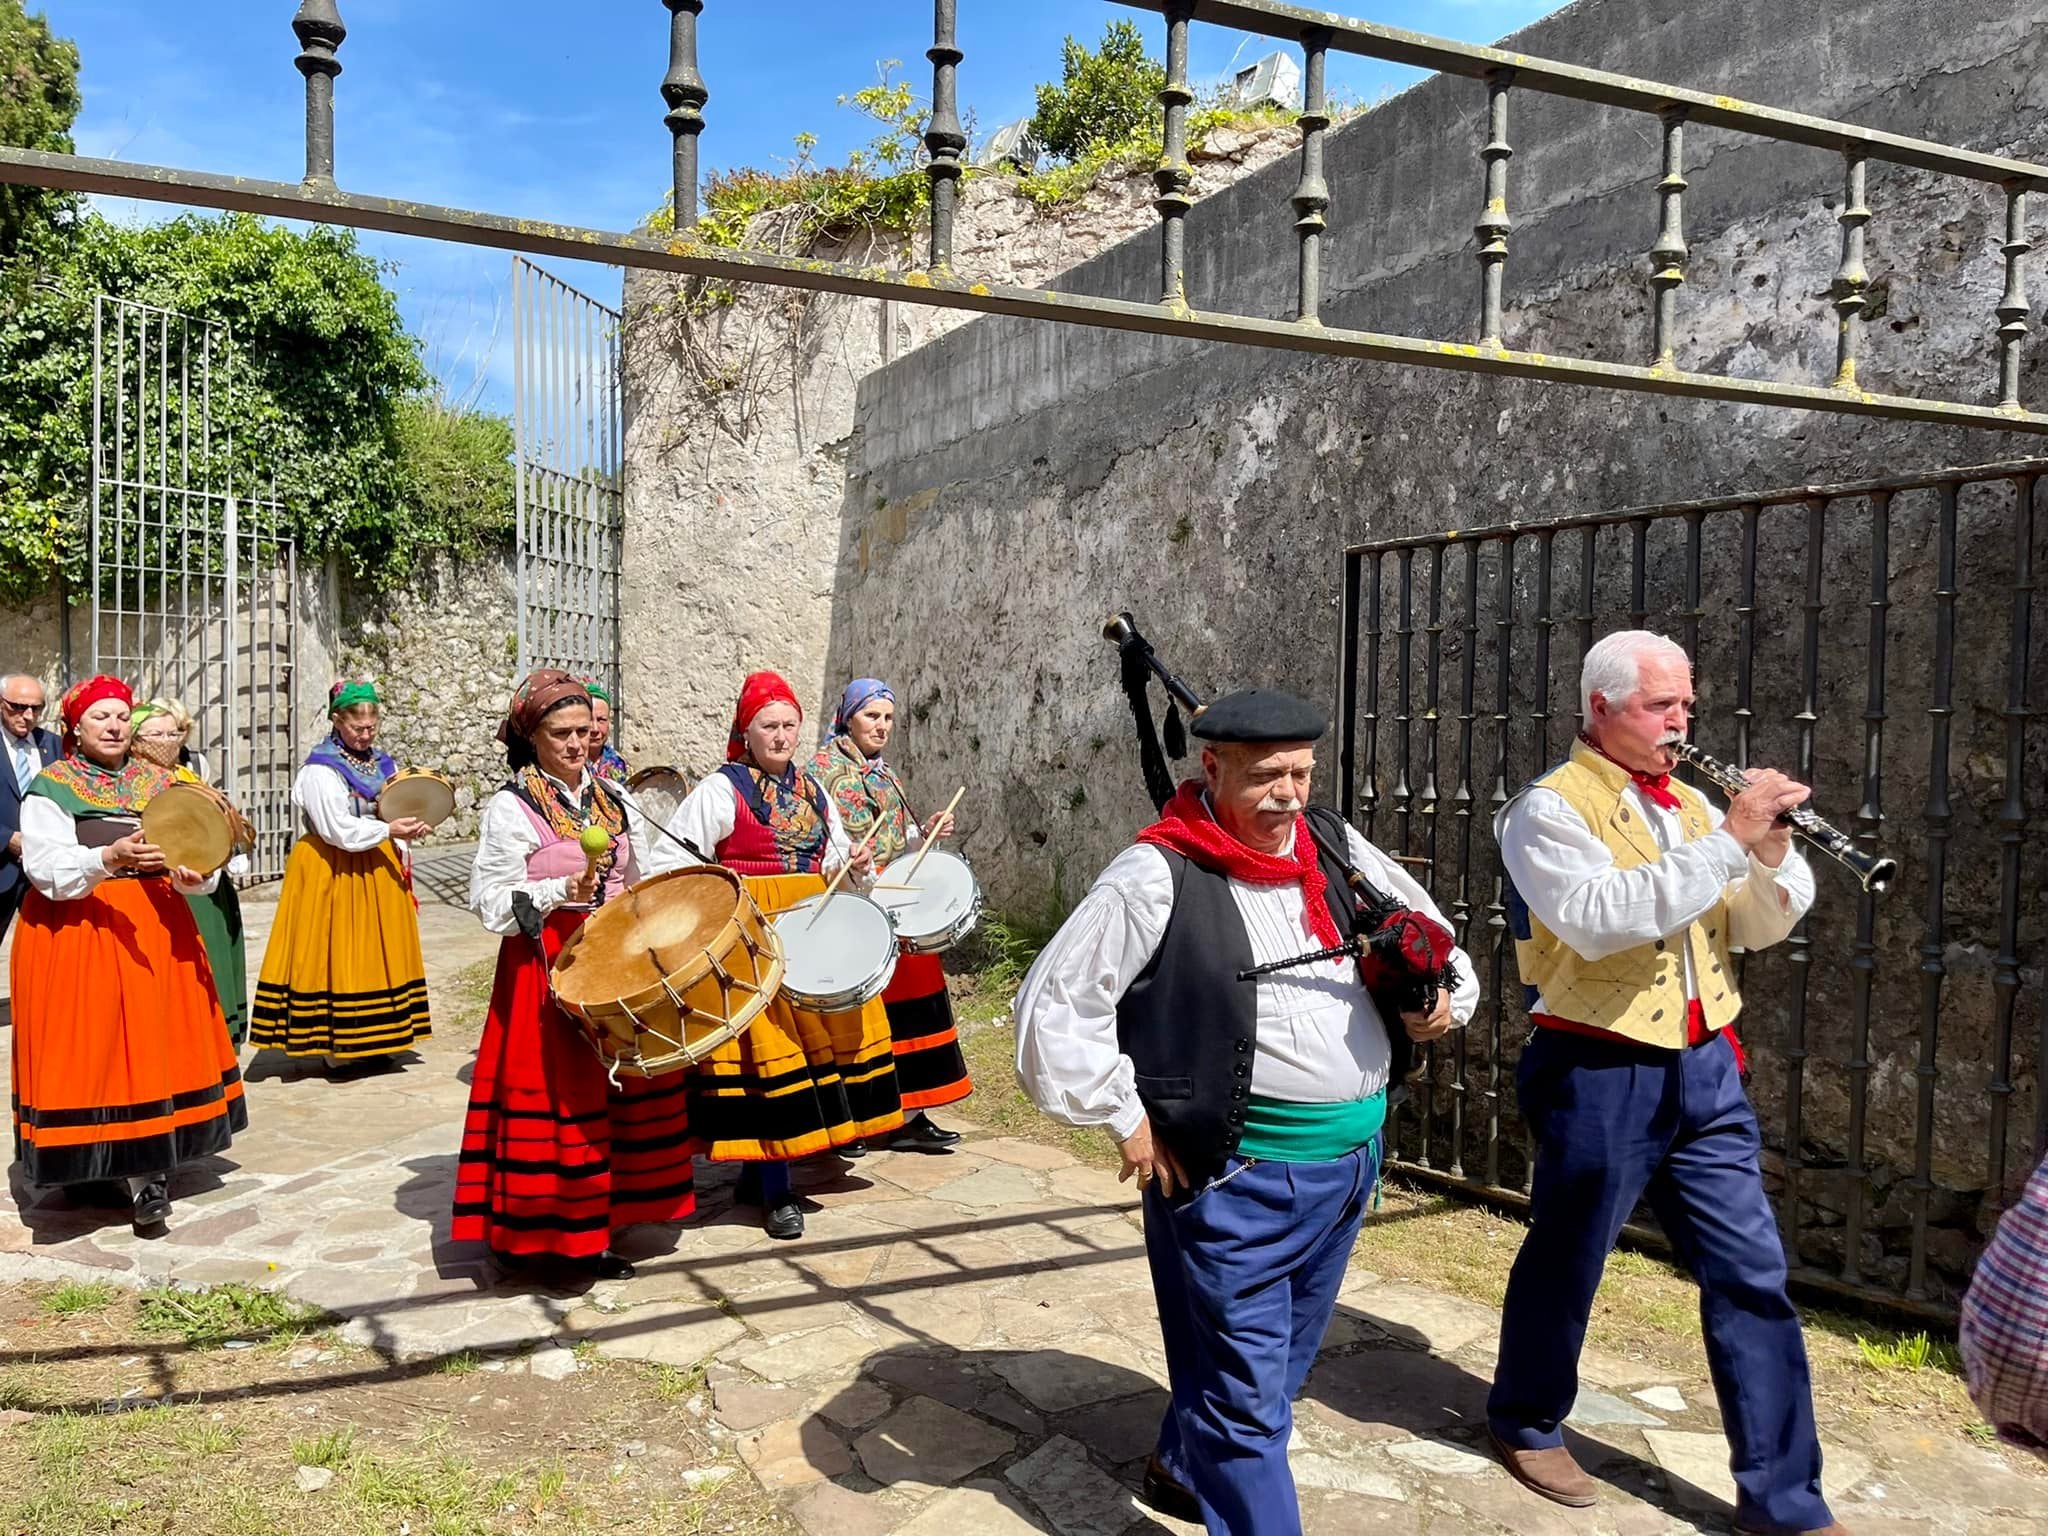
[{"xmin": 550, "ymin": 865, "xmax": 783, "ymax": 1077}]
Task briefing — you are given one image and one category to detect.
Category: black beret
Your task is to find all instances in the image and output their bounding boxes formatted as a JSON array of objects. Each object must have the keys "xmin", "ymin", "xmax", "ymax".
[{"xmin": 1189, "ymin": 688, "xmax": 1326, "ymax": 744}]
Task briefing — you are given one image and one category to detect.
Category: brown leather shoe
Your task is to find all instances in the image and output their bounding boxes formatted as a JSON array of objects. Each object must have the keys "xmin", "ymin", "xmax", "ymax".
[
  {"xmin": 1488, "ymin": 1429, "xmax": 1598, "ymax": 1508},
  {"xmin": 1735, "ymin": 1524, "xmax": 1851, "ymax": 1535}
]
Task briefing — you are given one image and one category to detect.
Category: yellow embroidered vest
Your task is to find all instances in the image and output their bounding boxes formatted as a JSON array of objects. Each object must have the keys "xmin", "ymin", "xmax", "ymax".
[{"xmin": 1511, "ymin": 740, "xmax": 1740, "ymax": 1047}]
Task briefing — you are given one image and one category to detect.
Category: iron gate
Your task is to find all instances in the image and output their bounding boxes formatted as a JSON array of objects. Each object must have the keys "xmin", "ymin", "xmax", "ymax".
[
  {"xmin": 88, "ymin": 297, "xmax": 299, "ymax": 882},
  {"xmin": 1336, "ymin": 458, "xmax": 2047, "ymax": 1313},
  {"xmin": 512, "ymin": 257, "xmax": 624, "ymax": 717}
]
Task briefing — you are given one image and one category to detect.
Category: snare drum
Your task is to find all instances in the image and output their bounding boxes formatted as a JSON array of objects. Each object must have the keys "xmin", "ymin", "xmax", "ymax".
[
  {"xmin": 377, "ymin": 768, "xmax": 456, "ymax": 829},
  {"xmin": 624, "ymin": 766, "xmax": 693, "ymax": 831},
  {"xmin": 141, "ymin": 781, "xmax": 242, "ymax": 875},
  {"xmin": 771, "ymin": 892, "xmax": 899, "ymax": 1012},
  {"xmin": 550, "ymin": 865, "xmax": 783, "ymax": 1077},
  {"xmin": 873, "ymin": 848, "xmax": 982, "ymax": 954}
]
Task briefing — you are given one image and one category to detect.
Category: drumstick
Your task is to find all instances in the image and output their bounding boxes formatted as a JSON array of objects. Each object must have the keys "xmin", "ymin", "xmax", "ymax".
[
  {"xmin": 894, "ymin": 786, "xmax": 965, "ymax": 888},
  {"xmin": 578, "ymin": 826, "xmax": 612, "ymax": 900},
  {"xmin": 806, "ymin": 823, "xmax": 882, "ymax": 927}
]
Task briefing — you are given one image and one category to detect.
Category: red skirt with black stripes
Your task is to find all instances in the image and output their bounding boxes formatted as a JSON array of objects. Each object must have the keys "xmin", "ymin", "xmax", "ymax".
[
  {"xmin": 881, "ymin": 952, "xmax": 973, "ymax": 1111},
  {"xmin": 452, "ymin": 911, "xmax": 700, "ymax": 1259}
]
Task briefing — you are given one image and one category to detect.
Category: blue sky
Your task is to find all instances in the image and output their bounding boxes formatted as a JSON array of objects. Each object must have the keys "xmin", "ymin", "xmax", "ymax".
[{"xmin": 52, "ymin": 0, "xmax": 1557, "ymax": 413}]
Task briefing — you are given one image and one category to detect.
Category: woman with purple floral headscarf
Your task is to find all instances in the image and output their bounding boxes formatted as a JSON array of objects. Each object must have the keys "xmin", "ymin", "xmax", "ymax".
[{"xmin": 810, "ymin": 677, "xmax": 972, "ymax": 1153}]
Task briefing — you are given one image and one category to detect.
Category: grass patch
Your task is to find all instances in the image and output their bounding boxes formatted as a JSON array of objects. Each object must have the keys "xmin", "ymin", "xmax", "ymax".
[
  {"xmin": 41, "ymin": 1279, "xmax": 120, "ymax": 1318},
  {"xmin": 137, "ymin": 1282, "xmax": 327, "ymax": 1349},
  {"xmin": 292, "ymin": 1426, "xmax": 357, "ymax": 1468},
  {"xmin": 439, "ymin": 1348, "xmax": 484, "ymax": 1376},
  {"xmin": 1855, "ymin": 1328, "xmax": 1959, "ymax": 1375},
  {"xmin": 647, "ymin": 1362, "xmax": 706, "ymax": 1402}
]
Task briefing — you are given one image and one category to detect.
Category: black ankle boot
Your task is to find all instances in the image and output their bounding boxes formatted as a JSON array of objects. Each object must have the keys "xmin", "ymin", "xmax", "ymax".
[{"xmin": 131, "ymin": 1181, "xmax": 171, "ymax": 1233}]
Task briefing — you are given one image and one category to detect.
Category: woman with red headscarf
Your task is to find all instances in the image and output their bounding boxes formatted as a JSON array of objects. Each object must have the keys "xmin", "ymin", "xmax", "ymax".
[
  {"xmin": 648, "ymin": 670, "xmax": 905, "ymax": 1239},
  {"xmin": 452, "ymin": 670, "xmax": 698, "ymax": 1280},
  {"xmin": 9, "ymin": 676, "xmax": 245, "ymax": 1236}
]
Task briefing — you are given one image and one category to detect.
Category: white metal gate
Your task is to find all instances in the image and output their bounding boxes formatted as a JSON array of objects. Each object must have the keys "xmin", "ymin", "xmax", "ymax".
[
  {"xmin": 512, "ymin": 258, "xmax": 623, "ymax": 712},
  {"xmin": 89, "ymin": 296, "xmax": 299, "ymax": 881}
]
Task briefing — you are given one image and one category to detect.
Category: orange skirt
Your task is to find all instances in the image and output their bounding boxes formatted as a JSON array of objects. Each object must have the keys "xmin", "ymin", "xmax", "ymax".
[
  {"xmin": 10, "ymin": 877, "xmax": 246, "ymax": 1186},
  {"xmin": 685, "ymin": 872, "xmax": 905, "ymax": 1161}
]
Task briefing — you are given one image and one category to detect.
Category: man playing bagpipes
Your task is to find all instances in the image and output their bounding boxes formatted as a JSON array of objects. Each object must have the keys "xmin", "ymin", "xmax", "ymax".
[{"xmin": 1013, "ymin": 620, "xmax": 1478, "ymax": 1536}]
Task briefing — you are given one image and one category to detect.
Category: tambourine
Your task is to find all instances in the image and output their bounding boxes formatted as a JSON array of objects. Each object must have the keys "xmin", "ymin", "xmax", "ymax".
[{"xmin": 376, "ymin": 768, "xmax": 456, "ymax": 829}]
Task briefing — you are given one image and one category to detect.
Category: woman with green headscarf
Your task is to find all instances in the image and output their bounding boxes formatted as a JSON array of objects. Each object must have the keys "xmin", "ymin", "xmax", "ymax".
[
  {"xmin": 583, "ymin": 679, "xmax": 630, "ymax": 787},
  {"xmin": 249, "ymin": 679, "xmax": 433, "ymax": 1068},
  {"xmin": 130, "ymin": 697, "xmax": 251, "ymax": 1045}
]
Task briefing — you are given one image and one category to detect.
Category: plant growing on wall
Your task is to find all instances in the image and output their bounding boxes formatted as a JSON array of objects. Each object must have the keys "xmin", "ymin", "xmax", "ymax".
[{"xmin": 1028, "ymin": 20, "xmax": 1167, "ymax": 165}]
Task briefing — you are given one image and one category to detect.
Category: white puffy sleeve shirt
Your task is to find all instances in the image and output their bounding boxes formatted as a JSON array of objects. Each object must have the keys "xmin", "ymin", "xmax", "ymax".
[
  {"xmin": 21, "ymin": 794, "xmax": 218, "ymax": 899},
  {"xmin": 1496, "ymin": 781, "xmax": 1814, "ymax": 1010},
  {"xmin": 467, "ymin": 779, "xmax": 594, "ymax": 936},
  {"xmin": 1014, "ymin": 821, "xmax": 1479, "ymax": 1141},
  {"xmin": 645, "ymin": 771, "xmax": 865, "ymax": 884},
  {"xmin": 295, "ymin": 763, "xmax": 393, "ymax": 853}
]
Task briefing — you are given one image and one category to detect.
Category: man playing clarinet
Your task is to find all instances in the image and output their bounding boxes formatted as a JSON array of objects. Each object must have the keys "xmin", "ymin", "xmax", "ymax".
[
  {"xmin": 1014, "ymin": 688, "xmax": 1477, "ymax": 1535},
  {"xmin": 1487, "ymin": 630, "xmax": 1847, "ymax": 1535}
]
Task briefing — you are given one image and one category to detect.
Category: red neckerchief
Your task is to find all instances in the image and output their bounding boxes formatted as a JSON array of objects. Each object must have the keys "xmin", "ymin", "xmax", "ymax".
[
  {"xmin": 1583, "ymin": 733, "xmax": 1681, "ymax": 812},
  {"xmin": 1136, "ymin": 782, "xmax": 1342, "ymax": 950}
]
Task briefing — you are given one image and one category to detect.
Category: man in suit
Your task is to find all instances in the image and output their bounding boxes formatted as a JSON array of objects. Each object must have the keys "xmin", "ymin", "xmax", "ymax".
[{"xmin": 0, "ymin": 673, "xmax": 61, "ymax": 943}]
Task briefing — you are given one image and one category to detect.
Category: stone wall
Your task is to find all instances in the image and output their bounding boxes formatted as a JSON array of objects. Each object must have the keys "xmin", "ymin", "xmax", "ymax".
[
  {"xmin": 617, "ymin": 128, "xmax": 1297, "ymax": 776},
  {"xmin": 825, "ymin": 0, "xmax": 2048, "ymax": 1295},
  {"xmin": 322, "ymin": 547, "xmax": 521, "ymax": 842}
]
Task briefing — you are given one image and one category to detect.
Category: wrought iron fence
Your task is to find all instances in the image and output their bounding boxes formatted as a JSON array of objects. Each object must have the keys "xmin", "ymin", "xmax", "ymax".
[
  {"xmin": 512, "ymin": 258, "xmax": 624, "ymax": 713},
  {"xmin": 0, "ymin": 1, "xmax": 2040, "ymax": 438},
  {"xmin": 88, "ymin": 297, "xmax": 300, "ymax": 882},
  {"xmin": 1335, "ymin": 458, "xmax": 2047, "ymax": 1315}
]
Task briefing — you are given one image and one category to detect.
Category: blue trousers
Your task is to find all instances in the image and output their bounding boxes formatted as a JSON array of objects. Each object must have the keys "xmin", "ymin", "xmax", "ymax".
[
  {"xmin": 735, "ymin": 1159, "xmax": 791, "ymax": 1205},
  {"xmin": 1488, "ymin": 1028, "xmax": 1832, "ymax": 1531},
  {"xmin": 1144, "ymin": 1140, "xmax": 1378, "ymax": 1536}
]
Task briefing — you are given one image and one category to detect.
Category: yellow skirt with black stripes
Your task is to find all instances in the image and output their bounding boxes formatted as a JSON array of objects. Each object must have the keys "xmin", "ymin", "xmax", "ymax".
[
  {"xmin": 685, "ymin": 872, "xmax": 904, "ymax": 1161},
  {"xmin": 249, "ymin": 836, "xmax": 431, "ymax": 1060}
]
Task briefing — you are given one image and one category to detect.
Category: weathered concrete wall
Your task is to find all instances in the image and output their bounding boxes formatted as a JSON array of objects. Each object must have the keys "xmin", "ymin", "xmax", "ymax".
[
  {"xmin": 618, "ymin": 129, "xmax": 1296, "ymax": 775},
  {"xmin": 828, "ymin": 0, "xmax": 2048, "ymax": 1287}
]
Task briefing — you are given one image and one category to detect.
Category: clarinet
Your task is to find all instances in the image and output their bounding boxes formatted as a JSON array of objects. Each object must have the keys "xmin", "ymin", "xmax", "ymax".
[{"xmin": 1669, "ymin": 740, "xmax": 1898, "ymax": 895}]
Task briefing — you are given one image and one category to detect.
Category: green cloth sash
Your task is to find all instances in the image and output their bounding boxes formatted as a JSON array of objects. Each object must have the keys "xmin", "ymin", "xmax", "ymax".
[{"xmin": 1236, "ymin": 1091, "xmax": 1387, "ymax": 1163}]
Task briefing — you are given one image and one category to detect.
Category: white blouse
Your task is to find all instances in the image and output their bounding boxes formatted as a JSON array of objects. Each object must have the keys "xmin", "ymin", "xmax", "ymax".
[
  {"xmin": 644, "ymin": 769, "xmax": 866, "ymax": 884},
  {"xmin": 1497, "ymin": 780, "xmax": 1814, "ymax": 1013},
  {"xmin": 295, "ymin": 762, "xmax": 395, "ymax": 852},
  {"xmin": 467, "ymin": 772, "xmax": 644, "ymax": 936},
  {"xmin": 21, "ymin": 793, "xmax": 218, "ymax": 900},
  {"xmin": 1014, "ymin": 817, "xmax": 1480, "ymax": 1141}
]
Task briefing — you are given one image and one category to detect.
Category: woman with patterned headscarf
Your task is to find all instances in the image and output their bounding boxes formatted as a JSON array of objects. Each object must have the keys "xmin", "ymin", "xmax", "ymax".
[
  {"xmin": 10, "ymin": 676, "xmax": 245, "ymax": 1235},
  {"xmin": 452, "ymin": 670, "xmax": 698, "ymax": 1280},
  {"xmin": 810, "ymin": 678, "xmax": 971, "ymax": 1152},
  {"xmin": 646, "ymin": 669, "xmax": 905, "ymax": 1239},
  {"xmin": 130, "ymin": 697, "xmax": 253, "ymax": 1045},
  {"xmin": 582, "ymin": 680, "xmax": 630, "ymax": 788},
  {"xmin": 249, "ymin": 679, "xmax": 432, "ymax": 1068}
]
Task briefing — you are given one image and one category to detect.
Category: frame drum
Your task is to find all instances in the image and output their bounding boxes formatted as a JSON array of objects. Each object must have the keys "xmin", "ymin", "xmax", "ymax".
[
  {"xmin": 141, "ymin": 781, "xmax": 238, "ymax": 875},
  {"xmin": 624, "ymin": 766, "xmax": 693, "ymax": 831},
  {"xmin": 377, "ymin": 768, "xmax": 456, "ymax": 828}
]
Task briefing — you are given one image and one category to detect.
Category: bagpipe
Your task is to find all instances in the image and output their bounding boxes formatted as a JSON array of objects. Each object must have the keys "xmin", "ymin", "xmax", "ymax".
[{"xmin": 1103, "ymin": 613, "xmax": 1460, "ymax": 1018}]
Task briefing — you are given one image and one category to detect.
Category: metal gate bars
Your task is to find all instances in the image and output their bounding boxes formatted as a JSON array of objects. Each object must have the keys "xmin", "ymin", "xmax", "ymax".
[
  {"xmin": 0, "ymin": 2, "xmax": 2043, "ymax": 438},
  {"xmin": 1335, "ymin": 457, "xmax": 2045, "ymax": 1315},
  {"xmin": 88, "ymin": 297, "xmax": 299, "ymax": 882},
  {"xmin": 512, "ymin": 258, "xmax": 624, "ymax": 711}
]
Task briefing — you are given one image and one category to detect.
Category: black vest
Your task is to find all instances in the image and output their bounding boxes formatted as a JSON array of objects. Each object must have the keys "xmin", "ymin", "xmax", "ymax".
[{"xmin": 1114, "ymin": 806, "xmax": 1408, "ymax": 1181}]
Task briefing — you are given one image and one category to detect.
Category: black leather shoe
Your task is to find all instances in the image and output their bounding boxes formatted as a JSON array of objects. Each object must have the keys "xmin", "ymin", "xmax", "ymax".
[
  {"xmin": 839, "ymin": 1140, "xmax": 867, "ymax": 1159},
  {"xmin": 131, "ymin": 1181, "xmax": 171, "ymax": 1233},
  {"xmin": 1140, "ymin": 1454, "xmax": 1200, "ymax": 1523},
  {"xmin": 763, "ymin": 1200, "xmax": 805, "ymax": 1241},
  {"xmin": 583, "ymin": 1252, "xmax": 636, "ymax": 1280},
  {"xmin": 883, "ymin": 1115, "xmax": 962, "ymax": 1153}
]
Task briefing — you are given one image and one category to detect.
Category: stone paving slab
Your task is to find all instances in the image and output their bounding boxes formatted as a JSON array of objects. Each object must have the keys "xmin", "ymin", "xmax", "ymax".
[{"xmin": 4, "ymin": 844, "xmax": 2045, "ymax": 1534}]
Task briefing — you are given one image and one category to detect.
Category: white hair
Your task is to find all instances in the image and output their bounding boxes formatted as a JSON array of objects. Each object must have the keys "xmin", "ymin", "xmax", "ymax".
[{"xmin": 1579, "ymin": 630, "xmax": 1689, "ymax": 720}]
